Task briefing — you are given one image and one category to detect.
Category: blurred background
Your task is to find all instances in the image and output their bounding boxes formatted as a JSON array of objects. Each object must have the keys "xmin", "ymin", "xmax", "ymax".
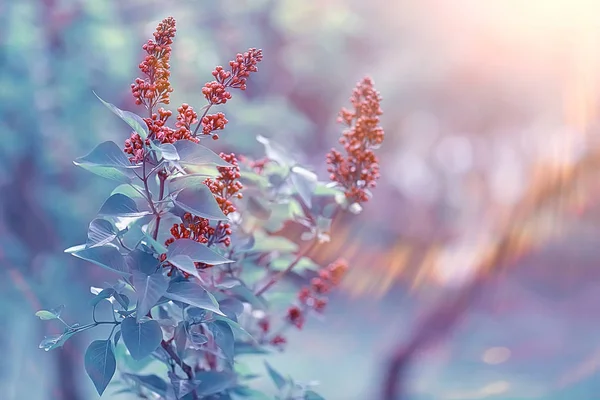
[{"xmin": 3, "ymin": 0, "xmax": 600, "ymax": 398}]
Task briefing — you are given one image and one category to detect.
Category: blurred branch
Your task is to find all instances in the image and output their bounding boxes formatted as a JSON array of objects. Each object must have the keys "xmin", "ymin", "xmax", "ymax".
[{"xmin": 381, "ymin": 147, "xmax": 600, "ymax": 399}]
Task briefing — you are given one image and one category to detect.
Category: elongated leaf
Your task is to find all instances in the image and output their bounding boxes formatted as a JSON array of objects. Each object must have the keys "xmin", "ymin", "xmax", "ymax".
[
  {"xmin": 264, "ymin": 361, "xmax": 287, "ymax": 390},
  {"xmin": 168, "ymin": 254, "xmax": 201, "ymax": 279},
  {"xmin": 74, "ymin": 141, "xmax": 138, "ymax": 169},
  {"xmin": 155, "ymin": 142, "xmax": 180, "ymax": 161},
  {"xmin": 174, "ymin": 141, "xmax": 232, "ymax": 166},
  {"xmin": 231, "ymin": 387, "xmax": 271, "ymax": 400},
  {"xmin": 174, "ymin": 186, "xmax": 227, "ymax": 220},
  {"xmin": 66, "ymin": 244, "xmax": 129, "ymax": 275},
  {"xmin": 256, "ymin": 135, "xmax": 293, "ymax": 167},
  {"xmin": 209, "ymin": 321, "xmax": 234, "ymax": 362},
  {"xmin": 214, "ymin": 315, "xmax": 255, "ymax": 342},
  {"xmin": 78, "ymin": 164, "xmax": 133, "ymax": 183},
  {"xmin": 121, "ymin": 317, "xmax": 162, "ymax": 360},
  {"xmin": 95, "ymin": 92, "xmax": 149, "ymax": 139},
  {"xmin": 39, "ymin": 330, "xmax": 76, "ymax": 351},
  {"xmin": 84, "ymin": 340, "xmax": 116, "ymax": 396},
  {"xmin": 168, "ymin": 173, "xmax": 217, "ymax": 193},
  {"xmin": 35, "ymin": 310, "xmax": 59, "ymax": 320},
  {"xmin": 126, "ymin": 249, "xmax": 160, "ymax": 275},
  {"xmin": 175, "ymin": 322, "xmax": 187, "ymax": 356},
  {"xmin": 164, "ymin": 281, "xmax": 224, "ymax": 316},
  {"xmin": 98, "ymin": 193, "xmax": 149, "ymax": 217},
  {"xmin": 87, "ymin": 218, "xmax": 117, "ymax": 248},
  {"xmin": 169, "ymin": 372, "xmax": 198, "ymax": 398},
  {"xmin": 167, "ymin": 239, "xmax": 233, "ymax": 266},
  {"xmin": 90, "ymin": 288, "xmax": 116, "ymax": 306},
  {"xmin": 195, "ymin": 371, "xmax": 236, "ymax": 397},
  {"xmin": 133, "ymin": 271, "xmax": 169, "ymax": 322},
  {"xmin": 111, "ymin": 184, "xmax": 146, "ymax": 199},
  {"xmin": 123, "ymin": 373, "xmax": 167, "ymax": 397},
  {"xmin": 290, "ymin": 166, "xmax": 318, "ymax": 208},
  {"xmin": 305, "ymin": 390, "xmax": 325, "ymax": 400}
]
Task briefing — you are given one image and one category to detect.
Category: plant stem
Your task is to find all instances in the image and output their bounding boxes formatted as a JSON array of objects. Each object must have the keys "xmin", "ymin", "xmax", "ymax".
[
  {"xmin": 192, "ymin": 103, "xmax": 213, "ymax": 136},
  {"xmin": 161, "ymin": 340, "xmax": 199, "ymax": 400},
  {"xmin": 152, "ymin": 172, "xmax": 167, "ymax": 240},
  {"xmin": 254, "ymin": 240, "xmax": 318, "ymax": 297}
]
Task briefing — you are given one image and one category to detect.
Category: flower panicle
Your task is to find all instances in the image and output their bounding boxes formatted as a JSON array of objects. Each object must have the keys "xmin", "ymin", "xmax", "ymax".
[
  {"xmin": 161, "ymin": 153, "xmax": 243, "ymax": 276},
  {"xmin": 200, "ymin": 48, "xmax": 263, "ymax": 139},
  {"xmin": 326, "ymin": 76, "xmax": 384, "ymax": 204},
  {"xmin": 287, "ymin": 258, "xmax": 349, "ymax": 330},
  {"xmin": 131, "ymin": 16, "xmax": 176, "ymax": 109}
]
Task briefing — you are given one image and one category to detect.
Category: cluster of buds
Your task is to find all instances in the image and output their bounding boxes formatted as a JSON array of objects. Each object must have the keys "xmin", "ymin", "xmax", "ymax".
[
  {"xmin": 162, "ymin": 154, "xmax": 243, "ymax": 276},
  {"xmin": 203, "ymin": 153, "xmax": 243, "ymax": 216},
  {"xmin": 124, "ymin": 106, "xmax": 200, "ymax": 162},
  {"xmin": 287, "ymin": 258, "xmax": 349, "ymax": 330},
  {"xmin": 254, "ymin": 260, "xmax": 349, "ymax": 350},
  {"xmin": 131, "ymin": 17, "xmax": 176, "ymax": 109},
  {"xmin": 199, "ymin": 49, "xmax": 263, "ymax": 139},
  {"xmin": 326, "ymin": 77, "xmax": 384, "ymax": 204}
]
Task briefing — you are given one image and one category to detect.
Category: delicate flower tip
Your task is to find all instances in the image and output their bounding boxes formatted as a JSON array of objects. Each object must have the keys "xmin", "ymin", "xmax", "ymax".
[
  {"xmin": 326, "ymin": 77, "xmax": 384, "ymax": 204},
  {"xmin": 131, "ymin": 16, "xmax": 177, "ymax": 109}
]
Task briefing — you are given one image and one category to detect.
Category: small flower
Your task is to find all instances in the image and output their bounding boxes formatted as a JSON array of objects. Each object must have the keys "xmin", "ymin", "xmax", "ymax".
[
  {"xmin": 270, "ymin": 335, "xmax": 287, "ymax": 348},
  {"xmin": 287, "ymin": 306, "xmax": 304, "ymax": 329},
  {"xmin": 201, "ymin": 113, "xmax": 228, "ymax": 137}
]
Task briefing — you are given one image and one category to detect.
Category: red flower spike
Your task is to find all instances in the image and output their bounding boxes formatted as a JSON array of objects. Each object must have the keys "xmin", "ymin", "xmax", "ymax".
[
  {"xmin": 130, "ymin": 17, "xmax": 176, "ymax": 109},
  {"xmin": 326, "ymin": 77, "xmax": 384, "ymax": 204},
  {"xmin": 162, "ymin": 154, "xmax": 243, "ymax": 276}
]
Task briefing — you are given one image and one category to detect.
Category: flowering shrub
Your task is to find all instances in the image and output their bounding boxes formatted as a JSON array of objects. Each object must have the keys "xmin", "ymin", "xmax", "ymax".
[{"xmin": 36, "ymin": 17, "xmax": 384, "ymax": 400}]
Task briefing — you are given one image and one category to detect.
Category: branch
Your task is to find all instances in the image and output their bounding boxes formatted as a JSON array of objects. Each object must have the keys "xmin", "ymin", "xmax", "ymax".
[{"xmin": 254, "ymin": 240, "xmax": 318, "ymax": 297}]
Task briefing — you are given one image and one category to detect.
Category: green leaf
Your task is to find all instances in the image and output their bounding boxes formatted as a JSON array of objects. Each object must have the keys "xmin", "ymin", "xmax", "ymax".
[
  {"xmin": 121, "ymin": 317, "xmax": 162, "ymax": 360},
  {"xmin": 123, "ymin": 373, "xmax": 167, "ymax": 397},
  {"xmin": 98, "ymin": 193, "xmax": 149, "ymax": 217},
  {"xmin": 305, "ymin": 390, "xmax": 326, "ymax": 400},
  {"xmin": 169, "ymin": 372, "xmax": 198, "ymax": 398},
  {"xmin": 214, "ymin": 315, "xmax": 255, "ymax": 342},
  {"xmin": 174, "ymin": 185, "xmax": 228, "ymax": 220},
  {"xmin": 246, "ymin": 196, "xmax": 272, "ymax": 220},
  {"xmin": 209, "ymin": 320, "xmax": 235, "ymax": 362},
  {"xmin": 195, "ymin": 371, "xmax": 236, "ymax": 397},
  {"xmin": 35, "ymin": 310, "xmax": 58, "ymax": 320},
  {"xmin": 111, "ymin": 184, "xmax": 146, "ymax": 199},
  {"xmin": 74, "ymin": 141, "xmax": 138, "ymax": 169},
  {"xmin": 250, "ymin": 231, "xmax": 298, "ymax": 253},
  {"xmin": 84, "ymin": 340, "xmax": 116, "ymax": 396},
  {"xmin": 90, "ymin": 288, "xmax": 116, "ymax": 306},
  {"xmin": 168, "ymin": 173, "xmax": 217, "ymax": 193},
  {"xmin": 163, "ymin": 280, "xmax": 224, "ymax": 316},
  {"xmin": 152, "ymin": 142, "xmax": 179, "ymax": 161},
  {"xmin": 132, "ymin": 270, "xmax": 169, "ymax": 322},
  {"xmin": 231, "ymin": 387, "xmax": 272, "ymax": 400},
  {"xmin": 39, "ymin": 330, "xmax": 76, "ymax": 351},
  {"xmin": 228, "ymin": 284, "xmax": 268, "ymax": 310},
  {"xmin": 94, "ymin": 92, "xmax": 149, "ymax": 139},
  {"xmin": 77, "ymin": 164, "xmax": 133, "ymax": 183},
  {"xmin": 87, "ymin": 218, "xmax": 117, "ymax": 248},
  {"xmin": 126, "ymin": 249, "xmax": 160, "ymax": 275},
  {"xmin": 256, "ymin": 135, "xmax": 294, "ymax": 168},
  {"xmin": 167, "ymin": 239, "xmax": 233, "ymax": 266},
  {"xmin": 271, "ymin": 256, "xmax": 319, "ymax": 273},
  {"xmin": 174, "ymin": 141, "xmax": 232, "ymax": 166},
  {"xmin": 65, "ymin": 244, "xmax": 129, "ymax": 275},
  {"xmin": 264, "ymin": 361, "xmax": 287, "ymax": 390},
  {"xmin": 290, "ymin": 166, "xmax": 318, "ymax": 208}
]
